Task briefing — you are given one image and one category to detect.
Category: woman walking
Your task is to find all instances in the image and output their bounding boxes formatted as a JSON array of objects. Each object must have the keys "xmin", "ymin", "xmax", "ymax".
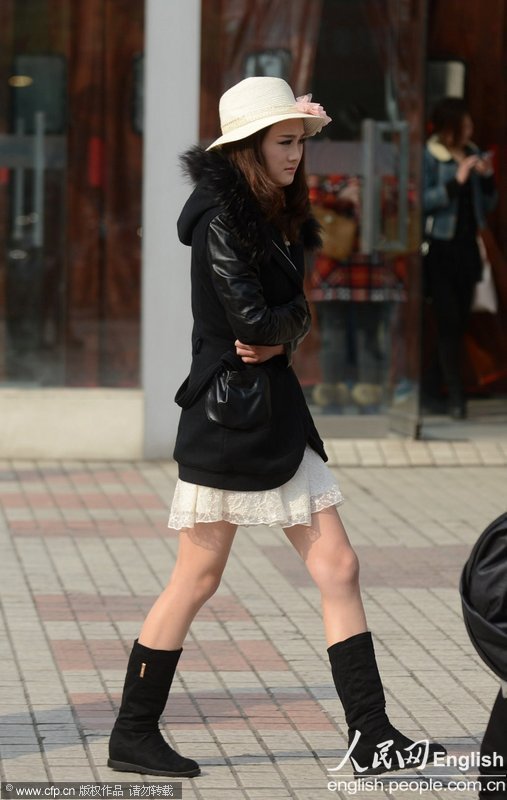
[{"xmin": 108, "ymin": 77, "xmax": 446, "ymax": 778}]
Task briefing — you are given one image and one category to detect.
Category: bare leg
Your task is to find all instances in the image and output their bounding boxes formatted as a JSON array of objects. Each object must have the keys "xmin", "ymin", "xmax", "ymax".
[
  {"xmin": 283, "ymin": 506, "xmax": 447, "ymax": 775},
  {"xmin": 138, "ymin": 521, "xmax": 237, "ymax": 650},
  {"xmin": 283, "ymin": 506, "xmax": 367, "ymax": 645}
]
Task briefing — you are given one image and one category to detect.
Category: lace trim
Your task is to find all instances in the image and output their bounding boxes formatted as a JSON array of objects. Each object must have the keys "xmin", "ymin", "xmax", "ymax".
[
  {"xmin": 168, "ymin": 446, "xmax": 344, "ymax": 530},
  {"xmin": 168, "ymin": 487, "xmax": 344, "ymax": 530},
  {"xmin": 310, "ymin": 488, "xmax": 345, "ymax": 515}
]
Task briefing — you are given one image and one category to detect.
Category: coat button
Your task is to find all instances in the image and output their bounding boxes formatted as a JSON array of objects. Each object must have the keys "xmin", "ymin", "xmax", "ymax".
[{"xmin": 194, "ymin": 337, "xmax": 203, "ymax": 354}]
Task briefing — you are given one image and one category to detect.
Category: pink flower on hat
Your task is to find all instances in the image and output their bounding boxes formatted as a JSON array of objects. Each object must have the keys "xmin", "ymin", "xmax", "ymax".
[{"xmin": 295, "ymin": 94, "xmax": 332, "ymax": 126}]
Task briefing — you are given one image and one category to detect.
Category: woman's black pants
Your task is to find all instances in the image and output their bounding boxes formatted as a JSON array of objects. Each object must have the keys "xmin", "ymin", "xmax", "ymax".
[{"xmin": 423, "ymin": 238, "xmax": 479, "ymax": 408}]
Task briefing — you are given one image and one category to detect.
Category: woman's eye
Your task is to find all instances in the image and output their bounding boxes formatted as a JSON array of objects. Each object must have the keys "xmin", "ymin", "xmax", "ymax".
[{"xmin": 278, "ymin": 138, "xmax": 304, "ymax": 146}]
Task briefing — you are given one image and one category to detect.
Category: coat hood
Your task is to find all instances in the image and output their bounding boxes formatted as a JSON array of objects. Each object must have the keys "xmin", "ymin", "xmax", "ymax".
[{"xmin": 176, "ymin": 145, "xmax": 321, "ymax": 262}]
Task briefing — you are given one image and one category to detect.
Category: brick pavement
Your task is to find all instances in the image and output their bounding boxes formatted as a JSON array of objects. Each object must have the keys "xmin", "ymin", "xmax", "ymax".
[{"xmin": 0, "ymin": 445, "xmax": 506, "ymax": 800}]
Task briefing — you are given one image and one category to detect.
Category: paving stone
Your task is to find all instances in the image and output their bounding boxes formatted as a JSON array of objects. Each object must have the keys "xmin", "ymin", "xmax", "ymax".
[{"xmin": 0, "ymin": 454, "xmax": 505, "ymax": 798}]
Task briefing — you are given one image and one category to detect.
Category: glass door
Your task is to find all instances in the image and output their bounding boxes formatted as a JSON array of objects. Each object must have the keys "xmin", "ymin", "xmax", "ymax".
[
  {"xmin": 0, "ymin": 0, "xmax": 144, "ymax": 388},
  {"xmin": 0, "ymin": 51, "xmax": 67, "ymax": 384},
  {"xmin": 301, "ymin": 0, "xmax": 427, "ymax": 437}
]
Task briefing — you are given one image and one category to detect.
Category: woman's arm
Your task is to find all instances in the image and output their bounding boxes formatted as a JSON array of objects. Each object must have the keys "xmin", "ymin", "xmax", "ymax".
[
  {"xmin": 473, "ymin": 153, "xmax": 498, "ymax": 213},
  {"xmin": 423, "ymin": 149, "xmax": 481, "ymax": 212},
  {"xmin": 422, "ymin": 150, "xmax": 451, "ymax": 213},
  {"xmin": 423, "ymin": 149, "xmax": 459, "ymax": 212},
  {"xmin": 207, "ymin": 214, "xmax": 310, "ymax": 346}
]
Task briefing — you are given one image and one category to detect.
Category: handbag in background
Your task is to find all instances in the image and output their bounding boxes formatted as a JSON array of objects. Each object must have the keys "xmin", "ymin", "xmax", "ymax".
[
  {"xmin": 472, "ymin": 234, "xmax": 498, "ymax": 314},
  {"xmin": 313, "ymin": 205, "xmax": 357, "ymax": 262}
]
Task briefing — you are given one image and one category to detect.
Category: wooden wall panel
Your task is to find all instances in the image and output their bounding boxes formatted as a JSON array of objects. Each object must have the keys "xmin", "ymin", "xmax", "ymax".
[
  {"xmin": 427, "ymin": 0, "xmax": 507, "ymax": 254},
  {"xmin": 66, "ymin": 0, "xmax": 104, "ymax": 318},
  {"xmin": 200, "ymin": 0, "xmax": 223, "ymax": 142},
  {"xmin": 200, "ymin": 0, "xmax": 323, "ymax": 145},
  {"xmin": 0, "ymin": 1, "xmax": 14, "ymax": 376},
  {"xmin": 103, "ymin": 0, "xmax": 143, "ymax": 320},
  {"xmin": 66, "ymin": 0, "xmax": 143, "ymax": 385}
]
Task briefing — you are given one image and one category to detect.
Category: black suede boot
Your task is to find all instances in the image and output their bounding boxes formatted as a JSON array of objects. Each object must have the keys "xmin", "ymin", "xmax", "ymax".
[
  {"xmin": 328, "ymin": 632, "xmax": 447, "ymax": 776},
  {"xmin": 108, "ymin": 639, "xmax": 200, "ymax": 777}
]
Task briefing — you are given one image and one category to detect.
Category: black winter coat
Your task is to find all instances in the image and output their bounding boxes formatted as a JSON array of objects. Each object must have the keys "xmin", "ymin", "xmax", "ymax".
[{"xmin": 173, "ymin": 146, "xmax": 327, "ymax": 491}]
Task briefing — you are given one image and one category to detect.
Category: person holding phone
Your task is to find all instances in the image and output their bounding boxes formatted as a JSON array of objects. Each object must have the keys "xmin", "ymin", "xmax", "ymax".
[{"xmin": 422, "ymin": 97, "xmax": 497, "ymax": 419}]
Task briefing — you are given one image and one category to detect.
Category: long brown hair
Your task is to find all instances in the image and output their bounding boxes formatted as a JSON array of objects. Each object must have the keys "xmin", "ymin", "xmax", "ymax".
[
  {"xmin": 222, "ymin": 128, "xmax": 311, "ymax": 243},
  {"xmin": 431, "ymin": 97, "xmax": 469, "ymax": 146}
]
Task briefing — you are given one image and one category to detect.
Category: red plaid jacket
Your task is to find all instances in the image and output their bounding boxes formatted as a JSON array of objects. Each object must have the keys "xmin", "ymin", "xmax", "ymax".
[{"xmin": 308, "ymin": 176, "xmax": 405, "ymax": 303}]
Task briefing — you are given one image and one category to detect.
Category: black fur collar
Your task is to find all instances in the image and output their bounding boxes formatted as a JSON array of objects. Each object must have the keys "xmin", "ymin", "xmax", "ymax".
[{"xmin": 180, "ymin": 145, "xmax": 321, "ymax": 262}]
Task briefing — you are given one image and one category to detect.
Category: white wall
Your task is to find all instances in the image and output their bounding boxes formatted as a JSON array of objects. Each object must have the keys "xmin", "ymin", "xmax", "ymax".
[
  {"xmin": 0, "ymin": 389, "xmax": 143, "ymax": 459},
  {"xmin": 142, "ymin": 0, "xmax": 201, "ymax": 458}
]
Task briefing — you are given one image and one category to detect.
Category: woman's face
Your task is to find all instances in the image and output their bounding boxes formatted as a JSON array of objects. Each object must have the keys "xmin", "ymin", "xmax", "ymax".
[
  {"xmin": 460, "ymin": 114, "xmax": 474, "ymax": 145},
  {"xmin": 261, "ymin": 119, "xmax": 305, "ymax": 187},
  {"xmin": 442, "ymin": 114, "xmax": 474, "ymax": 148}
]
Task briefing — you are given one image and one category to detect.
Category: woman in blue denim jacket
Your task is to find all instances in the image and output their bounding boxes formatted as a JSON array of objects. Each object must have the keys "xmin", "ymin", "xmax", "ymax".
[{"xmin": 422, "ymin": 97, "xmax": 497, "ymax": 419}]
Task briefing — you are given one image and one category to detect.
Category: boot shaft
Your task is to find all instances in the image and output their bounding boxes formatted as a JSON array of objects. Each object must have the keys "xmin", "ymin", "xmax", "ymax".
[
  {"xmin": 327, "ymin": 631, "xmax": 388, "ymax": 740},
  {"xmin": 115, "ymin": 639, "xmax": 183, "ymax": 732}
]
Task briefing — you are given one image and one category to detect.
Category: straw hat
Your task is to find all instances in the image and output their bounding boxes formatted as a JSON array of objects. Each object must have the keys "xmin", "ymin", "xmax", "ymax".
[{"xmin": 207, "ymin": 76, "xmax": 331, "ymax": 150}]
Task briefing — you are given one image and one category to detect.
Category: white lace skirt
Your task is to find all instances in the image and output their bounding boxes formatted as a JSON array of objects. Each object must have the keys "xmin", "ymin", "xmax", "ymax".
[{"xmin": 168, "ymin": 446, "xmax": 344, "ymax": 530}]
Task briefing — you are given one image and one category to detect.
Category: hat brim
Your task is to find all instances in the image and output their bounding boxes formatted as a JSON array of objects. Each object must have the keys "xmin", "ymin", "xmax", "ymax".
[{"xmin": 206, "ymin": 112, "xmax": 325, "ymax": 151}]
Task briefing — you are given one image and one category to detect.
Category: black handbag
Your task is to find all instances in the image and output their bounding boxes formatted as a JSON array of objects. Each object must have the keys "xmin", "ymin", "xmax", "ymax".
[{"xmin": 205, "ymin": 362, "xmax": 271, "ymax": 430}]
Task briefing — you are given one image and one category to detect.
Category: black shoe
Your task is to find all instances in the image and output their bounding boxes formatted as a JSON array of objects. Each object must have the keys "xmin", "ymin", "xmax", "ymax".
[
  {"xmin": 421, "ymin": 399, "xmax": 448, "ymax": 415},
  {"xmin": 108, "ymin": 640, "xmax": 200, "ymax": 778},
  {"xmin": 108, "ymin": 730, "xmax": 200, "ymax": 777},
  {"xmin": 449, "ymin": 404, "xmax": 467, "ymax": 420},
  {"xmin": 328, "ymin": 632, "xmax": 447, "ymax": 777}
]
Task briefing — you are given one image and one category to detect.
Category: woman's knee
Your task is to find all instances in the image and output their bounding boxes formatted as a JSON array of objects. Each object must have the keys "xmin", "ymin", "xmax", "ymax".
[
  {"xmin": 168, "ymin": 522, "xmax": 236, "ymax": 608},
  {"xmin": 310, "ymin": 545, "xmax": 360, "ymax": 595},
  {"xmin": 195, "ymin": 570, "xmax": 223, "ymax": 604},
  {"xmin": 166, "ymin": 562, "xmax": 223, "ymax": 609}
]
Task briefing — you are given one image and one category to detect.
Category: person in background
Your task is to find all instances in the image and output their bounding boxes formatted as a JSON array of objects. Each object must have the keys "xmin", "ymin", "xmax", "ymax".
[{"xmin": 422, "ymin": 97, "xmax": 497, "ymax": 419}]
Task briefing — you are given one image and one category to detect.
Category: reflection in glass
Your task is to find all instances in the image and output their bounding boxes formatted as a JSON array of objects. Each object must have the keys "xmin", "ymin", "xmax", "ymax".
[
  {"xmin": 199, "ymin": 0, "xmax": 425, "ymax": 428},
  {"xmin": 0, "ymin": 0, "xmax": 144, "ymax": 387}
]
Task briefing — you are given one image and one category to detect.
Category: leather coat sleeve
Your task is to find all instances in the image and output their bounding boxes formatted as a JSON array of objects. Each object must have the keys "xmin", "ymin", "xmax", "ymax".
[
  {"xmin": 207, "ymin": 214, "xmax": 310, "ymax": 346},
  {"xmin": 284, "ymin": 319, "xmax": 311, "ymax": 365}
]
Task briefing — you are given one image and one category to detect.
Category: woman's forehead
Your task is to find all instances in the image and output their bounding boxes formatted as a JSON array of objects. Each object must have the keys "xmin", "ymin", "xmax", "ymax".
[{"xmin": 269, "ymin": 119, "xmax": 305, "ymax": 137}]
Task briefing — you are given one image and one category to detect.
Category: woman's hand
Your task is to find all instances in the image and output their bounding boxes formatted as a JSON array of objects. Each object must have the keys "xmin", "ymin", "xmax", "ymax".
[
  {"xmin": 474, "ymin": 153, "xmax": 494, "ymax": 176},
  {"xmin": 456, "ymin": 155, "xmax": 479, "ymax": 184},
  {"xmin": 235, "ymin": 340, "xmax": 284, "ymax": 364}
]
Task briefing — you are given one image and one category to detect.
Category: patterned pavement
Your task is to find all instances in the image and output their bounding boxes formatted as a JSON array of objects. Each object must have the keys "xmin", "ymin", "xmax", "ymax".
[{"xmin": 1, "ymin": 443, "xmax": 506, "ymax": 800}]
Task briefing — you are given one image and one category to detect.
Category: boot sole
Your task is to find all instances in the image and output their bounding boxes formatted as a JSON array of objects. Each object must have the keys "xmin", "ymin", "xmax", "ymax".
[{"xmin": 107, "ymin": 758, "xmax": 201, "ymax": 778}]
